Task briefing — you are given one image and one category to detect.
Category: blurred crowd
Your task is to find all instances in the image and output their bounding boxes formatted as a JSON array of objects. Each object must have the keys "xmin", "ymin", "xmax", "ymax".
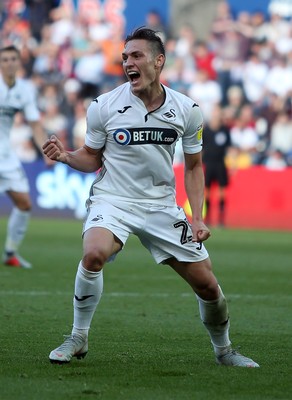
[{"xmin": 1, "ymin": 0, "xmax": 292, "ymax": 170}]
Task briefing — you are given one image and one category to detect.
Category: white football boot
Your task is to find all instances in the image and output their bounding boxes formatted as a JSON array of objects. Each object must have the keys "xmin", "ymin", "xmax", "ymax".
[
  {"xmin": 49, "ymin": 334, "xmax": 88, "ymax": 364},
  {"xmin": 216, "ymin": 348, "xmax": 259, "ymax": 367}
]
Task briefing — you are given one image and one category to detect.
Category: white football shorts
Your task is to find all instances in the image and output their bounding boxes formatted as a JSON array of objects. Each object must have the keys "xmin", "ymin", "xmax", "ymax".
[
  {"xmin": 0, "ymin": 166, "xmax": 29, "ymax": 193},
  {"xmin": 83, "ymin": 198, "xmax": 209, "ymax": 264}
]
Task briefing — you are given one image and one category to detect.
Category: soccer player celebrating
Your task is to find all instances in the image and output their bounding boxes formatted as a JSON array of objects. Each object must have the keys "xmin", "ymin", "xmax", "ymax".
[
  {"xmin": 43, "ymin": 28, "xmax": 259, "ymax": 367},
  {"xmin": 0, "ymin": 45, "xmax": 51, "ymax": 268}
]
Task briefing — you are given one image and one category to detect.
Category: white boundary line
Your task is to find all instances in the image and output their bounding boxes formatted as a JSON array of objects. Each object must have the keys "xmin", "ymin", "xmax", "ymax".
[{"xmin": 0, "ymin": 290, "xmax": 290, "ymax": 300}]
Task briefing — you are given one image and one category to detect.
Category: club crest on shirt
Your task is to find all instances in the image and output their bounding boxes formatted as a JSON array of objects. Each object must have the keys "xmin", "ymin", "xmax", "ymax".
[
  {"xmin": 162, "ymin": 109, "xmax": 176, "ymax": 121},
  {"xmin": 113, "ymin": 128, "xmax": 178, "ymax": 146}
]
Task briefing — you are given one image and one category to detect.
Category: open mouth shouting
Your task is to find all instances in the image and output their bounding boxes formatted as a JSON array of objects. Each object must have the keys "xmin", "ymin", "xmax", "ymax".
[{"xmin": 127, "ymin": 70, "xmax": 141, "ymax": 84}]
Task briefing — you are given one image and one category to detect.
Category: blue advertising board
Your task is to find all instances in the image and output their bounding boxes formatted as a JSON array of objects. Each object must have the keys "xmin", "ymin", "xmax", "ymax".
[{"xmin": 0, "ymin": 161, "xmax": 96, "ymax": 219}]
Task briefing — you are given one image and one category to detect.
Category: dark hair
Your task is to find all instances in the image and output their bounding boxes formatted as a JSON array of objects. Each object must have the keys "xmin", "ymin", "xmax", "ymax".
[
  {"xmin": 0, "ymin": 45, "xmax": 20, "ymax": 57},
  {"xmin": 125, "ymin": 27, "xmax": 165, "ymax": 57}
]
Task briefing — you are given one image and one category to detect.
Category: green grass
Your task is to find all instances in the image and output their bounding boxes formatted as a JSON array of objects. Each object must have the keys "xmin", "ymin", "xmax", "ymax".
[{"xmin": 0, "ymin": 217, "xmax": 291, "ymax": 400}]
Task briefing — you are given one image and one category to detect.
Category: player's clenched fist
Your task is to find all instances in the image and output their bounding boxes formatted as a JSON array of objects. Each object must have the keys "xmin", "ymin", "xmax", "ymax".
[{"xmin": 42, "ymin": 135, "xmax": 67, "ymax": 163}]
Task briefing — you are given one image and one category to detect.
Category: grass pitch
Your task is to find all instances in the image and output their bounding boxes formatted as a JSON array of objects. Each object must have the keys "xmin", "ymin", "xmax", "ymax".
[{"xmin": 0, "ymin": 217, "xmax": 291, "ymax": 400}]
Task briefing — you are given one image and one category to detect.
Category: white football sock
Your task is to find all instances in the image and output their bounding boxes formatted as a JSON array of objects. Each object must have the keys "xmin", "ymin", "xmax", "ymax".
[
  {"xmin": 196, "ymin": 285, "xmax": 231, "ymax": 356},
  {"xmin": 72, "ymin": 261, "xmax": 103, "ymax": 336},
  {"xmin": 5, "ymin": 208, "xmax": 30, "ymax": 253}
]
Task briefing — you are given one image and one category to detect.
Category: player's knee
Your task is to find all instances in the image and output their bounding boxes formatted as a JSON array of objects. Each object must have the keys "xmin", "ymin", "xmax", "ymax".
[
  {"xmin": 13, "ymin": 196, "xmax": 31, "ymax": 211},
  {"xmin": 196, "ymin": 280, "xmax": 219, "ymax": 301},
  {"xmin": 185, "ymin": 259, "xmax": 219, "ymax": 300},
  {"xmin": 82, "ymin": 249, "xmax": 107, "ymax": 272}
]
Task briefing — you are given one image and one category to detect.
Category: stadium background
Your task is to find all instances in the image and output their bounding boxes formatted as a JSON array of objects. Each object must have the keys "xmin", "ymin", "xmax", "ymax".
[{"xmin": 0, "ymin": 0, "xmax": 292, "ymax": 230}]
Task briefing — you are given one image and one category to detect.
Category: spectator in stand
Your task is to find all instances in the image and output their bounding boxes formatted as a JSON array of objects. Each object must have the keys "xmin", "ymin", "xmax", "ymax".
[
  {"xmin": 188, "ymin": 68, "xmax": 222, "ymax": 122},
  {"xmin": 24, "ymin": 0, "xmax": 59, "ymax": 43},
  {"xmin": 161, "ymin": 38, "xmax": 183, "ymax": 89},
  {"xmin": 242, "ymin": 52, "xmax": 269, "ymax": 105},
  {"xmin": 250, "ymin": 11, "xmax": 269, "ymax": 43},
  {"xmin": 222, "ymin": 85, "xmax": 246, "ymax": 128},
  {"xmin": 49, "ymin": 5, "xmax": 74, "ymax": 48},
  {"xmin": 41, "ymin": 100, "xmax": 68, "ymax": 147},
  {"xmin": 10, "ymin": 112, "xmax": 38, "ymax": 163},
  {"xmin": 71, "ymin": 17, "xmax": 94, "ymax": 64},
  {"xmin": 260, "ymin": 11, "xmax": 291, "ymax": 47},
  {"xmin": 254, "ymin": 92, "xmax": 285, "ymax": 151},
  {"xmin": 210, "ymin": 1, "xmax": 237, "ymax": 104},
  {"xmin": 264, "ymin": 148, "xmax": 287, "ymax": 170},
  {"xmin": 265, "ymin": 56, "xmax": 292, "ymax": 98},
  {"xmin": 275, "ymin": 24, "xmax": 292, "ymax": 56},
  {"xmin": 0, "ymin": 9, "xmax": 29, "ymax": 47},
  {"xmin": 202, "ymin": 105, "xmax": 231, "ymax": 227},
  {"xmin": 235, "ymin": 11, "xmax": 254, "ymax": 41},
  {"xmin": 32, "ymin": 23, "xmax": 63, "ymax": 84},
  {"xmin": 193, "ymin": 40, "xmax": 217, "ymax": 80},
  {"xmin": 88, "ymin": 16, "xmax": 112, "ymax": 42},
  {"xmin": 213, "ymin": 25, "xmax": 248, "ymax": 105},
  {"xmin": 100, "ymin": 25, "xmax": 126, "ymax": 90},
  {"xmin": 173, "ymin": 24, "xmax": 197, "ymax": 88},
  {"xmin": 18, "ymin": 34, "xmax": 37, "ymax": 78},
  {"xmin": 211, "ymin": 8, "xmax": 257, "ymax": 106},
  {"xmin": 72, "ymin": 99, "xmax": 88, "ymax": 150},
  {"xmin": 269, "ymin": 111, "xmax": 292, "ymax": 163},
  {"xmin": 73, "ymin": 41, "xmax": 105, "ymax": 99},
  {"xmin": 227, "ymin": 104, "xmax": 259, "ymax": 169},
  {"xmin": 60, "ymin": 78, "xmax": 82, "ymax": 149},
  {"xmin": 257, "ymin": 92, "xmax": 286, "ymax": 127},
  {"xmin": 145, "ymin": 9, "xmax": 169, "ymax": 41},
  {"xmin": 38, "ymin": 82, "xmax": 62, "ymax": 113},
  {"xmin": 211, "ymin": 0, "xmax": 234, "ymax": 38},
  {"xmin": 233, "ymin": 12, "xmax": 254, "ymax": 63}
]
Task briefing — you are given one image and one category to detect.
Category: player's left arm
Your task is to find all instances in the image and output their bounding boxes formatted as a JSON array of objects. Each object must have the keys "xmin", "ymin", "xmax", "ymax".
[
  {"xmin": 29, "ymin": 120, "xmax": 54, "ymax": 165},
  {"xmin": 184, "ymin": 151, "xmax": 210, "ymax": 243},
  {"xmin": 22, "ymin": 82, "xmax": 53, "ymax": 165},
  {"xmin": 182, "ymin": 102, "xmax": 210, "ymax": 242}
]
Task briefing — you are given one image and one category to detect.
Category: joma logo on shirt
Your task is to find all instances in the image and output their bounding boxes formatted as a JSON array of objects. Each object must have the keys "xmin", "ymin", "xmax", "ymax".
[{"xmin": 113, "ymin": 128, "xmax": 178, "ymax": 146}]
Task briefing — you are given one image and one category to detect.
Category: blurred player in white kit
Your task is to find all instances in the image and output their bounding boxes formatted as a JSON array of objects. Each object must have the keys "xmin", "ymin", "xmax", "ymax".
[{"xmin": 0, "ymin": 45, "xmax": 51, "ymax": 268}]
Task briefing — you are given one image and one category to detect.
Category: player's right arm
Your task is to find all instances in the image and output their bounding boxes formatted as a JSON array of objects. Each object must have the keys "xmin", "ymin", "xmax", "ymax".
[
  {"xmin": 44, "ymin": 95, "xmax": 107, "ymax": 172},
  {"xmin": 42, "ymin": 135, "xmax": 102, "ymax": 173}
]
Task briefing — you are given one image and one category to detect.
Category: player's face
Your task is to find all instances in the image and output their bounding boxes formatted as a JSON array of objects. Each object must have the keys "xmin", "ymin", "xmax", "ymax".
[
  {"xmin": 122, "ymin": 39, "xmax": 162, "ymax": 95},
  {"xmin": 0, "ymin": 50, "xmax": 20, "ymax": 79}
]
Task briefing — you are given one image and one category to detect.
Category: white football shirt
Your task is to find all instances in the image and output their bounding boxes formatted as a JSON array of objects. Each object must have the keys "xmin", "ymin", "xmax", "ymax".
[
  {"xmin": 0, "ymin": 76, "xmax": 40, "ymax": 172},
  {"xmin": 86, "ymin": 82, "xmax": 203, "ymax": 205}
]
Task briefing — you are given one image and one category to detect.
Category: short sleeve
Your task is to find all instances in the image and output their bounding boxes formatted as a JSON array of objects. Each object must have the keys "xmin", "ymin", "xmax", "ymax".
[
  {"xmin": 85, "ymin": 98, "xmax": 107, "ymax": 149},
  {"xmin": 181, "ymin": 104, "xmax": 204, "ymax": 154},
  {"xmin": 22, "ymin": 82, "xmax": 40, "ymax": 122}
]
